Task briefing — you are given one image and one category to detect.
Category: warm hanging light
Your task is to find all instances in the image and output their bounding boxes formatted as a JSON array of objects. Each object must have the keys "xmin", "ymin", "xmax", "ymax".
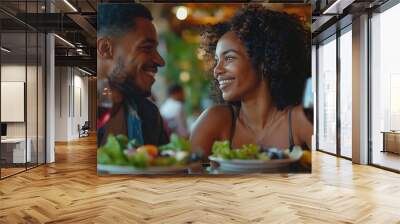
[
  {"xmin": 180, "ymin": 71, "xmax": 190, "ymax": 82},
  {"xmin": 176, "ymin": 6, "xmax": 188, "ymax": 21}
]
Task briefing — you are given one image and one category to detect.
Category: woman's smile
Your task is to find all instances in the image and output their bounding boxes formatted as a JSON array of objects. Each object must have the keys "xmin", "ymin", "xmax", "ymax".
[{"xmin": 218, "ymin": 77, "xmax": 235, "ymax": 90}]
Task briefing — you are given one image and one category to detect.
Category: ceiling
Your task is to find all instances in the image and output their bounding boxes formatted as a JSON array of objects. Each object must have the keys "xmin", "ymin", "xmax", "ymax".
[
  {"xmin": 311, "ymin": 0, "xmax": 390, "ymax": 43},
  {"xmin": 0, "ymin": 0, "xmax": 96, "ymax": 74},
  {"xmin": 7, "ymin": 0, "xmax": 388, "ymax": 73}
]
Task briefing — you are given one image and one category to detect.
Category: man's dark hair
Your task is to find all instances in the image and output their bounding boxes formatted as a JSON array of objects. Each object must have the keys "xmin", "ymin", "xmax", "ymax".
[
  {"xmin": 97, "ymin": 3, "xmax": 153, "ymax": 37},
  {"xmin": 168, "ymin": 84, "xmax": 183, "ymax": 96},
  {"xmin": 201, "ymin": 5, "xmax": 311, "ymax": 110}
]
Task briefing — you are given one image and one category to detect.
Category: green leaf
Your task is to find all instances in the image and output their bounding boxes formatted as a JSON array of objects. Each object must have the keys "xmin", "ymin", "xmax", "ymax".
[
  {"xmin": 211, "ymin": 142, "xmax": 261, "ymax": 160},
  {"xmin": 100, "ymin": 134, "xmax": 128, "ymax": 164},
  {"xmin": 127, "ymin": 151, "xmax": 149, "ymax": 168},
  {"xmin": 159, "ymin": 134, "xmax": 190, "ymax": 152},
  {"xmin": 211, "ymin": 141, "xmax": 232, "ymax": 159},
  {"xmin": 116, "ymin": 134, "xmax": 128, "ymax": 148},
  {"xmin": 97, "ymin": 150, "xmax": 112, "ymax": 164}
]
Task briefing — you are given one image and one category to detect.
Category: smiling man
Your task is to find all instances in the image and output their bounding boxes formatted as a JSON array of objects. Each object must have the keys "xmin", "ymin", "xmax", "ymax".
[{"xmin": 97, "ymin": 3, "xmax": 169, "ymax": 146}]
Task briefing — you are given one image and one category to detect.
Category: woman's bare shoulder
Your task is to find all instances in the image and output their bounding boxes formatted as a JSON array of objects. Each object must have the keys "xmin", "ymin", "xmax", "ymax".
[
  {"xmin": 204, "ymin": 104, "xmax": 232, "ymax": 117},
  {"xmin": 191, "ymin": 104, "xmax": 233, "ymax": 135},
  {"xmin": 190, "ymin": 104, "xmax": 233, "ymax": 153},
  {"xmin": 291, "ymin": 105, "xmax": 313, "ymax": 148},
  {"xmin": 291, "ymin": 105, "xmax": 311, "ymax": 125},
  {"xmin": 195, "ymin": 104, "xmax": 233, "ymax": 126}
]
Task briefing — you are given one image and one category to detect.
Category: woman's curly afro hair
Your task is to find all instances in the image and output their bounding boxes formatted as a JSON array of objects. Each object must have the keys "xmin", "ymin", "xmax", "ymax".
[{"xmin": 200, "ymin": 4, "xmax": 311, "ymax": 110}]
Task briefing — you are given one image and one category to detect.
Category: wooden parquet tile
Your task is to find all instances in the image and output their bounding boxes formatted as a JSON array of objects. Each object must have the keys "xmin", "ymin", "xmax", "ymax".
[{"xmin": 0, "ymin": 135, "xmax": 400, "ymax": 224}]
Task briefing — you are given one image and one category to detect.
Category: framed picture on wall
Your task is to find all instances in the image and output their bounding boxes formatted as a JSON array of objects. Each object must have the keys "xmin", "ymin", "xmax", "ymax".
[
  {"xmin": 96, "ymin": 2, "xmax": 313, "ymax": 175},
  {"xmin": 1, "ymin": 81, "xmax": 25, "ymax": 122}
]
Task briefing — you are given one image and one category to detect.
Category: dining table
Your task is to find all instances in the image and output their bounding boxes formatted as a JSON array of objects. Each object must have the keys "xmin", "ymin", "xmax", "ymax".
[{"xmin": 97, "ymin": 160, "xmax": 311, "ymax": 175}]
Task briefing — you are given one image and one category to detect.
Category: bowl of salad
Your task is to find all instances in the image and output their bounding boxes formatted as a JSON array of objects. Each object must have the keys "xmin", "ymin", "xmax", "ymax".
[
  {"xmin": 97, "ymin": 134, "xmax": 201, "ymax": 174},
  {"xmin": 208, "ymin": 141, "xmax": 304, "ymax": 173}
]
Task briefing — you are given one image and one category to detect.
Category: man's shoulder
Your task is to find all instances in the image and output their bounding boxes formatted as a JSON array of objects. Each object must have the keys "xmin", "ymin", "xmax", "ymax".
[
  {"xmin": 138, "ymin": 98, "xmax": 169, "ymax": 146},
  {"xmin": 140, "ymin": 98, "xmax": 161, "ymax": 115}
]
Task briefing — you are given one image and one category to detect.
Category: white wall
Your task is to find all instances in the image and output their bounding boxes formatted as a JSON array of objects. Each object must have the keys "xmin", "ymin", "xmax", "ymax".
[
  {"xmin": 55, "ymin": 66, "xmax": 69, "ymax": 141},
  {"xmin": 54, "ymin": 67, "xmax": 89, "ymax": 141},
  {"xmin": 1, "ymin": 65, "xmax": 26, "ymax": 139},
  {"xmin": 1, "ymin": 64, "xmax": 45, "ymax": 163},
  {"xmin": 73, "ymin": 73, "xmax": 89, "ymax": 137},
  {"xmin": 1, "ymin": 65, "xmax": 42, "ymax": 137}
]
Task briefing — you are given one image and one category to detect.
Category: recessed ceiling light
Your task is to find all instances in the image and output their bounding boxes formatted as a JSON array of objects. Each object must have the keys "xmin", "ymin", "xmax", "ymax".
[
  {"xmin": 54, "ymin": 34, "xmax": 75, "ymax": 48},
  {"xmin": 322, "ymin": 0, "xmax": 354, "ymax": 15},
  {"xmin": 1, "ymin": 47, "xmax": 11, "ymax": 53},
  {"xmin": 78, "ymin": 67, "xmax": 93, "ymax": 76},
  {"xmin": 63, "ymin": 0, "xmax": 78, "ymax": 12}
]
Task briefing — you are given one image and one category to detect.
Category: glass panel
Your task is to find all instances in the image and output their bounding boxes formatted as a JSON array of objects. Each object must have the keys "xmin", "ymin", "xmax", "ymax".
[
  {"xmin": 311, "ymin": 45, "xmax": 317, "ymax": 151},
  {"xmin": 0, "ymin": 1, "xmax": 47, "ymax": 178},
  {"xmin": 1, "ymin": 0, "xmax": 28, "ymax": 177},
  {"xmin": 27, "ymin": 30, "xmax": 38, "ymax": 169},
  {"xmin": 27, "ymin": 0, "xmax": 39, "ymax": 170},
  {"xmin": 38, "ymin": 32, "xmax": 45, "ymax": 165},
  {"xmin": 339, "ymin": 28, "xmax": 352, "ymax": 158},
  {"xmin": 1, "ymin": 30, "xmax": 27, "ymax": 177},
  {"xmin": 317, "ymin": 36, "xmax": 337, "ymax": 154},
  {"xmin": 371, "ymin": 3, "xmax": 400, "ymax": 171}
]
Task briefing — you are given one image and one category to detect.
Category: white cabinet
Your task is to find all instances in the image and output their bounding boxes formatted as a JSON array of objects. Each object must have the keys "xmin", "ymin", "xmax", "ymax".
[{"xmin": 1, "ymin": 138, "xmax": 32, "ymax": 163}]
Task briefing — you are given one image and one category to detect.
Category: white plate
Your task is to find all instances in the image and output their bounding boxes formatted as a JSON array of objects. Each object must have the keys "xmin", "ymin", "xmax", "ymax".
[
  {"xmin": 208, "ymin": 155, "xmax": 301, "ymax": 173},
  {"xmin": 97, "ymin": 163, "xmax": 200, "ymax": 175}
]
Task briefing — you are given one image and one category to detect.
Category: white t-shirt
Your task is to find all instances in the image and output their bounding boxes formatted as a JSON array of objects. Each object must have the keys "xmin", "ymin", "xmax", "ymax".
[{"xmin": 160, "ymin": 98, "xmax": 189, "ymax": 138}]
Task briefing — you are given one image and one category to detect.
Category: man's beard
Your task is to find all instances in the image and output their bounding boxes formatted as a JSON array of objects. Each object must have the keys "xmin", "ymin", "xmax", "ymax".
[
  {"xmin": 109, "ymin": 57, "xmax": 151, "ymax": 98},
  {"xmin": 124, "ymin": 78, "xmax": 151, "ymax": 97}
]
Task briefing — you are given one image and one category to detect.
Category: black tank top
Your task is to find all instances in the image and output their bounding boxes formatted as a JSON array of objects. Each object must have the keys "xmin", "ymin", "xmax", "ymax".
[{"xmin": 228, "ymin": 106, "xmax": 295, "ymax": 149}]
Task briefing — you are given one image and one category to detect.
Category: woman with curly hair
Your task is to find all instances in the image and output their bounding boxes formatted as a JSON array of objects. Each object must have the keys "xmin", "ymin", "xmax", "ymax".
[{"xmin": 190, "ymin": 5, "xmax": 312, "ymax": 157}]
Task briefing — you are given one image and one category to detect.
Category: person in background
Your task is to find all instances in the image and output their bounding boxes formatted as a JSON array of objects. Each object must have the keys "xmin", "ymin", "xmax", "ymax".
[
  {"xmin": 160, "ymin": 84, "xmax": 189, "ymax": 138},
  {"xmin": 97, "ymin": 3, "xmax": 169, "ymax": 146}
]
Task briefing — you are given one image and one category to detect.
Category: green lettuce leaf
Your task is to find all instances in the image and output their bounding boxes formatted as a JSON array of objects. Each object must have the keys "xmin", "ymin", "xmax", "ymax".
[
  {"xmin": 99, "ymin": 134, "xmax": 128, "ymax": 165},
  {"xmin": 127, "ymin": 151, "xmax": 149, "ymax": 168},
  {"xmin": 159, "ymin": 134, "xmax": 190, "ymax": 152},
  {"xmin": 211, "ymin": 141, "xmax": 232, "ymax": 159}
]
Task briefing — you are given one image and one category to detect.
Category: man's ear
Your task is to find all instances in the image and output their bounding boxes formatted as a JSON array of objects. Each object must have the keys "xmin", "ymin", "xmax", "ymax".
[{"xmin": 97, "ymin": 38, "xmax": 113, "ymax": 59}]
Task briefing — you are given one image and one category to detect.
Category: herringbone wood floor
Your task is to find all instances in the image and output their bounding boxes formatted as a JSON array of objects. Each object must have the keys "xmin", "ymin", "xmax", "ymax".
[{"xmin": 1, "ymin": 135, "xmax": 400, "ymax": 224}]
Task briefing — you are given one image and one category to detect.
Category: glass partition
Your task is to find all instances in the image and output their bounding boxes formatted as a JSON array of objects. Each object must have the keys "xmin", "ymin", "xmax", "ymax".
[
  {"xmin": 1, "ymin": 31, "xmax": 28, "ymax": 178},
  {"xmin": 0, "ymin": 1, "xmax": 46, "ymax": 179},
  {"xmin": 38, "ymin": 32, "xmax": 45, "ymax": 165},
  {"xmin": 27, "ymin": 30, "xmax": 38, "ymax": 169},
  {"xmin": 339, "ymin": 27, "xmax": 352, "ymax": 158},
  {"xmin": 370, "ymin": 3, "xmax": 400, "ymax": 171},
  {"xmin": 317, "ymin": 35, "xmax": 337, "ymax": 154}
]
